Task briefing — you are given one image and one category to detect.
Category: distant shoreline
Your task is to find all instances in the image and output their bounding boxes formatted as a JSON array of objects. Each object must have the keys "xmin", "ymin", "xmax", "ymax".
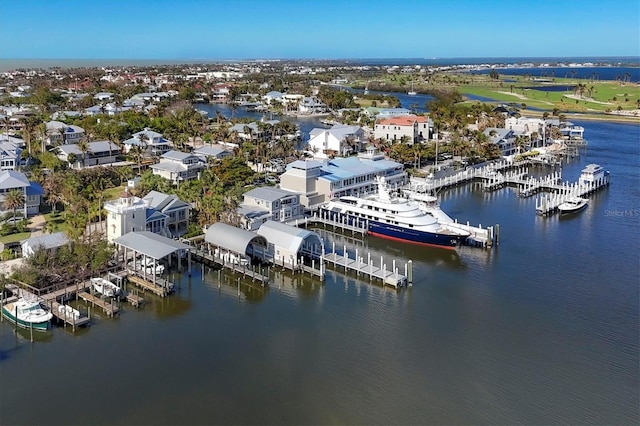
[
  {"xmin": 521, "ymin": 109, "xmax": 640, "ymax": 124},
  {"xmin": 0, "ymin": 56, "xmax": 638, "ymax": 73}
]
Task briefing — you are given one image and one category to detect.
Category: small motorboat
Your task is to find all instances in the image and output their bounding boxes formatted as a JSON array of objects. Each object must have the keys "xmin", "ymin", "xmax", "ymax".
[
  {"xmin": 2, "ymin": 297, "xmax": 53, "ymax": 331},
  {"xmin": 91, "ymin": 277, "xmax": 122, "ymax": 297},
  {"xmin": 558, "ymin": 197, "xmax": 588, "ymax": 215}
]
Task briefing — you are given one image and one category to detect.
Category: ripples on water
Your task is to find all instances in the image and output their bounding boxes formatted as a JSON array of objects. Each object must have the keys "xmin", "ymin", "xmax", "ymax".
[{"xmin": 0, "ymin": 121, "xmax": 638, "ymax": 425}]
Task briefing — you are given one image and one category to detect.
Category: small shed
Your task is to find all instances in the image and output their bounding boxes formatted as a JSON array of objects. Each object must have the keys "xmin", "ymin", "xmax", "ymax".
[
  {"xmin": 21, "ymin": 232, "xmax": 69, "ymax": 258},
  {"xmin": 256, "ymin": 220, "xmax": 323, "ymax": 267},
  {"xmin": 204, "ymin": 222, "xmax": 268, "ymax": 262}
]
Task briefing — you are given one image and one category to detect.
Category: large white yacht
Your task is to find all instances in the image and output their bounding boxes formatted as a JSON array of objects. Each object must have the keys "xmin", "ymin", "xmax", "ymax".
[{"xmin": 321, "ymin": 177, "xmax": 470, "ymax": 249}]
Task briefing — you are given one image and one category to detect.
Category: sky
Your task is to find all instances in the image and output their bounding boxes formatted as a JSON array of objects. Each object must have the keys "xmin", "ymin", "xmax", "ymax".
[{"xmin": 0, "ymin": 0, "xmax": 639, "ymax": 60}]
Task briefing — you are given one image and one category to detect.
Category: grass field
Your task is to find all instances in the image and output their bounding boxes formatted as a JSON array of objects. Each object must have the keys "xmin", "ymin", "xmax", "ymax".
[{"xmin": 353, "ymin": 71, "xmax": 640, "ymax": 117}]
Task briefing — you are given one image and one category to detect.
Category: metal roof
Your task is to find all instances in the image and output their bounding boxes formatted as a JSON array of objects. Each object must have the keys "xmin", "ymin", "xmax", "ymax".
[
  {"xmin": 205, "ymin": 222, "xmax": 267, "ymax": 255},
  {"xmin": 244, "ymin": 187, "xmax": 297, "ymax": 203},
  {"xmin": 256, "ymin": 220, "xmax": 322, "ymax": 254},
  {"xmin": 22, "ymin": 232, "xmax": 69, "ymax": 251},
  {"xmin": 114, "ymin": 231, "xmax": 192, "ymax": 260}
]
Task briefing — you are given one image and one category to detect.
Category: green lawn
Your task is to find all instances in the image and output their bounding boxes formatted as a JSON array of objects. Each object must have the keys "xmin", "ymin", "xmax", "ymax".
[{"xmin": 0, "ymin": 232, "xmax": 31, "ymax": 244}]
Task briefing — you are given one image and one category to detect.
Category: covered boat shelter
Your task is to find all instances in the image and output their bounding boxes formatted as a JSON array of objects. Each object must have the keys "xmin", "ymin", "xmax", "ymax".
[
  {"xmin": 204, "ymin": 222, "xmax": 268, "ymax": 264},
  {"xmin": 256, "ymin": 220, "xmax": 324, "ymax": 268},
  {"xmin": 114, "ymin": 231, "xmax": 193, "ymax": 285}
]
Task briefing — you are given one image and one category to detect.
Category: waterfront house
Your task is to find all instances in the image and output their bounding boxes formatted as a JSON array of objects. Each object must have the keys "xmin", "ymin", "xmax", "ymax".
[
  {"xmin": 298, "ymin": 97, "xmax": 327, "ymax": 114},
  {"xmin": 142, "ymin": 190, "xmax": 191, "ymax": 237},
  {"xmin": 374, "ymin": 115, "xmax": 429, "ymax": 143},
  {"xmin": 483, "ymin": 128, "xmax": 518, "ymax": 157},
  {"xmin": 45, "ymin": 120, "xmax": 85, "ymax": 145},
  {"xmin": 56, "ymin": 141, "xmax": 121, "ymax": 168},
  {"xmin": 307, "ymin": 124, "xmax": 366, "ymax": 158},
  {"xmin": 229, "ymin": 122, "xmax": 262, "ymax": 140},
  {"xmin": 211, "ymin": 83, "xmax": 231, "ymax": 102},
  {"xmin": 122, "ymin": 128, "xmax": 174, "ymax": 156},
  {"xmin": 264, "ymin": 91, "xmax": 284, "ymax": 105},
  {"xmin": 238, "ymin": 187, "xmax": 303, "ymax": 231},
  {"xmin": 279, "ymin": 149, "xmax": 406, "ymax": 209},
  {"xmin": 21, "ymin": 232, "xmax": 69, "ymax": 259},
  {"xmin": 104, "ymin": 189, "xmax": 191, "ymax": 243},
  {"xmin": 150, "ymin": 150, "xmax": 205, "ymax": 184},
  {"xmin": 0, "ymin": 170, "xmax": 43, "ymax": 216}
]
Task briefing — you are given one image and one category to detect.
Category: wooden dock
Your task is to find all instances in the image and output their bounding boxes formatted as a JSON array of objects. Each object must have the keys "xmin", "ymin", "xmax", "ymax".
[
  {"xmin": 126, "ymin": 271, "xmax": 175, "ymax": 297},
  {"xmin": 323, "ymin": 243, "xmax": 410, "ymax": 288},
  {"xmin": 77, "ymin": 292, "xmax": 120, "ymax": 316},
  {"xmin": 190, "ymin": 249, "xmax": 270, "ymax": 285},
  {"xmin": 49, "ymin": 301, "xmax": 90, "ymax": 329},
  {"xmin": 324, "ymin": 252, "xmax": 408, "ymax": 288}
]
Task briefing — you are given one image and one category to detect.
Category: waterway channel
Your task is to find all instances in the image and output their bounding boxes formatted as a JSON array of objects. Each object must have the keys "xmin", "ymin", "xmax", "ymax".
[{"xmin": 0, "ymin": 122, "xmax": 638, "ymax": 425}]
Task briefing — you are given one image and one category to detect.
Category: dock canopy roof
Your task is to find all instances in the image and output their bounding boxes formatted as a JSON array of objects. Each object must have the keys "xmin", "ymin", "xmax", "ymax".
[
  {"xmin": 114, "ymin": 231, "xmax": 192, "ymax": 260},
  {"xmin": 205, "ymin": 222, "xmax": 267, "ymax": 255},
  {"xmin": 256, "ymin": 220, "xmax": 323, "ymax": 254}
]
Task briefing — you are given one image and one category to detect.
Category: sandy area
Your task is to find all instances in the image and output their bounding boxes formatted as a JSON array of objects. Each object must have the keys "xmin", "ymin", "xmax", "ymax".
[
  {"xmin": 607, "ymin": 109, "xmax": 640, "ymax": 117},
  {"xmin": 496, "ymin": 91, "xmax": 528, "ymax": 100},
  {"xmin": 0, "ymin": 258, "xmax": 25, "ymax": 277},
  {"xmin": 563, "ymin": 94, "xmax": 612, "ymax": 105}
]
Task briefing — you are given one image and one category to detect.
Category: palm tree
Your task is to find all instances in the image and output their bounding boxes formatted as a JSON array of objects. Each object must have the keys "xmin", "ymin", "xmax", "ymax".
[
  {"xmin": 77, "ymin": 139, "xmax": 90, "ymax": 168},
  {"xmin": 3, "ymin": 188, "xmax": 25, "ymax": 219}
]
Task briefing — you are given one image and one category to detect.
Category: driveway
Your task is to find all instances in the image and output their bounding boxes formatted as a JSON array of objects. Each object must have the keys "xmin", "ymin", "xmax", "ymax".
[{"xmin": 29, "ymin": 214, "xmax": 47, "ymax": 237}]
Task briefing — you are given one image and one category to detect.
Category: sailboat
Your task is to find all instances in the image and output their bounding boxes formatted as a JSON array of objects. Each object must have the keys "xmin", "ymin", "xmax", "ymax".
[{"xmin": 408, "ymin": 81, "xmax": 417, "ymax": 96}]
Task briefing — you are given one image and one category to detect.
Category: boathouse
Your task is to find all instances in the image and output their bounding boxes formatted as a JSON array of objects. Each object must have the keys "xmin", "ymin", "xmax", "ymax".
[
  {"xmin": 256, "ymin": 220, "xmax": 323, "ymax": 268},
  {"xmin": 204, "ymin": 222, "xmax": 268, "ymax": 264},
  {"xmin": 114, "ymin": 231, "xmax": 193, "ymax": 279}
]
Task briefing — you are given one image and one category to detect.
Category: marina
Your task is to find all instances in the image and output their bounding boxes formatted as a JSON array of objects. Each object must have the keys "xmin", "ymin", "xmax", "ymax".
[{"xmin": 0, "ymin": 114, "xmax": 637, "ymax": 426}]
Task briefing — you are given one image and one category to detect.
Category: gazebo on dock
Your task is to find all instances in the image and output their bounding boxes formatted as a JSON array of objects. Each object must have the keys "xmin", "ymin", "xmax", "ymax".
[
  {"xmin": 204, "ymin": 222, "xmax": 268, "ymax": 264},
  {"xmin": 114, "ymin": 231, "xmax": 193, "ymax": 285}
]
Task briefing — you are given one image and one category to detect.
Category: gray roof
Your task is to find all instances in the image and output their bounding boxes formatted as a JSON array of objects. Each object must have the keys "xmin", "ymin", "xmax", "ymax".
[
  {"xmin": 244, "ymin": 187, "xmax": 297, "ymax": 203},
  {"xmin": 204, "ymin": 222, "xmax": 267, "ymax": 255},
  {"xmin": 114, "ymin": 231, "xmax": 192, "ymax": 259},
  {"xmin": 193, "ymin": 145, "xmax": 230, "ymax": 157},
  {"xmin": 57, "ymin": 141, "xmax": 119, "ymax": 155},
  {"xmin": 256, "ymin": 221, "xmax": 322, "ymax": 253},
  {"xmin": 161, "ymin": 150, "xmax": 197, "ymax": 161},
  {"xmin": 21, "ymin": 232, "xmax": 69, "ymax": 251},
  {"xmin": 0, "ymin": 170, "xmax": 30, "ymax": 189},
  {"xmin": 150, "ymin": 161, "xmax": 187, "ymax": 173},
  {"xmin": 143, "ymin": 190, "xmax": 189, "ymax": 212}
]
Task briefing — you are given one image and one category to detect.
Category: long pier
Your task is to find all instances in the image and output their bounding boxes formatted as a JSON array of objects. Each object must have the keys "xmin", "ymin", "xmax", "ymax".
[
  {"xmin": 409, "ymin": 160, "xmax": 610, "ymax": 215},
  {"xmin": 324, "ymin": 242, "xmax": 410, "ymax": 288}
]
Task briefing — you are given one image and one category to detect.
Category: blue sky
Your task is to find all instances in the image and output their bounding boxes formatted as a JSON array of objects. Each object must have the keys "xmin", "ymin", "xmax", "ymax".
[{"xmin": 1, "ymin": 0, "xmax": 638, "ymax": 59}]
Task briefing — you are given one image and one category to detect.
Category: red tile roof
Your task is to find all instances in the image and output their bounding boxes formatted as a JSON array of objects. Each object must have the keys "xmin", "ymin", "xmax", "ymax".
[{"xmin": 377, "ymin": 115, "xmax": 427, "ymax": 126}]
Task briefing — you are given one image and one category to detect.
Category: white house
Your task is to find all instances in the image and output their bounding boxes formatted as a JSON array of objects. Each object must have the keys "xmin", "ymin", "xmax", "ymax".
[
  {"xmin": 122, "ymin": 128, "xmax": 173, "ymax": 156},
  {"xmin": 150, "ymin": 150, "xmax": 205, "ymax": 184},
  {"xmin": 238, "ymin": 186, "xmax": 303, "ymax": 231},
  {"xmin": 0, "ymin": 139, "xmax": 23, "ymax": 171},
  {"xmin": 374, "ymin": 115, "xmax": 429, "ymax": 143},
  {"xmin": 307, "ymin": 124, "xmax": 366, "ymax": 158},
  {"xmin": 298, "ymin": 96, "xmax": 327, "ymax": 114},
  {"xmin": 45, "ymin": 121, "xmax": 85, "ymax": 145}
]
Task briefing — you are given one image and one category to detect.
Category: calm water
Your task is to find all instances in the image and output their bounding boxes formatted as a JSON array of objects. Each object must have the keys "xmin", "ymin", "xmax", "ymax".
[{"xmin": 1, "ymin": 120, "xmax": 639, "ymax": 425}]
